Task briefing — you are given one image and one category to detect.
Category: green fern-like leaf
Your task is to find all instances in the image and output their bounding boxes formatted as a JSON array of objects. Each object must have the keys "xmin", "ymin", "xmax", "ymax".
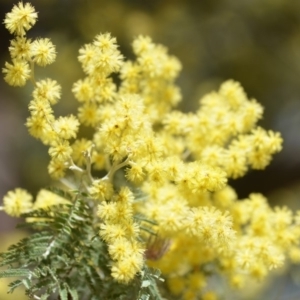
[
  {"xmin": 0, "ymin": 268, "xmax": 30, "ymax": 278},
  {"xmin": 0, "ymin": 189, "xmax": 163, "ymax": 299}
]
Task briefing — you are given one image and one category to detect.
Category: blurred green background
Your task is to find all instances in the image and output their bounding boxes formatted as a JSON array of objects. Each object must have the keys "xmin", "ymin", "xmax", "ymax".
[{"xmin": 0, "ymin": 0, "xmax": 300, "ymax": 298}]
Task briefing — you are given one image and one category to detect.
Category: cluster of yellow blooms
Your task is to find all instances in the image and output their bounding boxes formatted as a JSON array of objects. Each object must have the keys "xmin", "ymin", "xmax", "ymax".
[{"xmin": 1, "ymin": 2, "xmax": 300, "ymax": 299}]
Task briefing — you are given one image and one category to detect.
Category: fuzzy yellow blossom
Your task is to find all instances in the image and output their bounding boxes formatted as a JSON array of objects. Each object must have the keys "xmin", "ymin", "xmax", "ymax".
[
  {"xmin": 77, "ymin": 34, "xmax": 123, "ymax": 76},
  {"xmin": 272, "ymin": 206, "xmax": 292, "ymax": 230},
  {"xmin": 97, "ymin": 201, "xmax": 117, "ymax": 222},
  {"xmin": 121, "ymin": 36, "xmax": 182, "ymax": 122},
  {"xmin": 94, "ymin": 77, "xmax": 117, "ymax": 102},
  {"xmin": 48, "ymin": 140, "xmax": 73, "ymax": 162},
  {"xmin": 222, "ymin": 146, "xmax": 248, "ymax": 178},
  {"xmin": 184, "ymin": 207, "xmax": 235, "ymax": 248},
  {"xmin": 213, "ymin": 186, "xmax": 237, "ymax": 209},
  {"xmin": 99, "ymin": 223, "xmax": 127, "ymax": 242},
  {"xmin": 176, "ymin": 162, "xmax": 227, "ymax": 194},
  {"xmin": 47, "ymin": 159, "xmax": 67, "ymax": 180},
  {"xmin": 78, "ymin": 103, "xmax": 100, "ymax": 127},
  {"xmin": 3, "ymin": 2, "xmax": 38, "ymax": 36},
  {"xmin": 72, "ymin": 79, "xmax": 95, "ymax": 102},
  {"xmin": 163, "ymin": 110, "xmax": 191, "ymax": 135},
  {"xmin": 247, "ymin": 127, "xmax": 283, "ymax": 169},
  {"xmin": 125, "ymin": 162, "xmax": 145, "ymax": 184},
  {"xmin": 219, "ymin": 80, "xmax": 247, "ymax": 109},
  {"xmin": 124, "ymin": 221, "xmax": 141, "ymax": 238},
  {"xmin": 108, "ymin": 238, "xmax": 132, "ymax": 261},
  {"xmin": 111, "ymin": 253, "xmax": 144, "ymax": 283},
  {"xmin": 93, "ymin": 32, "xmax": 118, "ymax": 51},
  {"xmin": 120, "ymin": 61, "xmax": 140, "ymax": 81},
  {"xmin": 89, "ymin": 179, "xmax": 114, "ymax": 201},
  {"xmin": 26, "ymin": 115, "xmax": 55, "ymax": 143},
  {"xmin": 114, "ymin": 202, "xmax": 134, "ymax": 222},
  {"xmin": 53, "ymin": 115, "xmax": 79, "ymax": 140},
  {"xmin": 2, "ymin": 60, "xmax": 31, "ymax": 86},
  {"xmin": 26, "ymin": 115, "xmax": 48, "ymax": 139},
  {"xmin": 33, "ymin": 189, "xmax": 70, "ymax": 209},
  {"xmin": 1, "ymin": 188, "xmax": 33, "ymax": 217},
  {"xmin": 114, "ymin": 186, "xmax": 134, "ymax": 203},
  {"xmin": 241, "ymin": 99, "xmax": 264, "ymax": 132},
  {"xmin": 31, "ymin": 38, "xmax": 56, "ymax": 66},
  {"xmin": 9, "ymin": 36, "xmax": 32, "ymax": 60},
  {"xmin": 146, "ymin": 162, "xmax": 167, "ymax": 185},
  {"xmin": 108, "ymin": 238, "xmax": 143, "ymax": 262},
  {"xmin": 33, "ymin": 79, "xmax": 61, "ymax": 104},
  {"xmin": 132, "ymin": 35, "xmax": 154, "ymax": 55},
  {"xmin": 78, "ymin": 44, "xmax": 96, "ymax": 73},
  {"xmin": 28, "ymin": 99, "xmax": 53, "ymax": 117},
  {"xmin": 93, "ymin": 47, "xmax": 123, "ymax": 74}
]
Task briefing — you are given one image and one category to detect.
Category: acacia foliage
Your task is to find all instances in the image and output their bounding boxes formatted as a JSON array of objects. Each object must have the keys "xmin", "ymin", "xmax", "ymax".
[{"xmin": 0, "ymin": 189, "xmax": 162, "ymax": 300}]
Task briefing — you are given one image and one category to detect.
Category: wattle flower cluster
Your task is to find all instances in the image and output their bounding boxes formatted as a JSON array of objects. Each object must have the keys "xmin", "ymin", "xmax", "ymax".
[{"xmin": 2, "ymin": 3, "xmax": 299, "ymax": 299}]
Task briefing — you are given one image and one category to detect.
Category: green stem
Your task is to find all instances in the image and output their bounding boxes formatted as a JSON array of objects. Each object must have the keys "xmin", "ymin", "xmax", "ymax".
[
  {"xmin": 30, "ymin": 60, "xmax": 36, "ymax": 86},
  {"xmin": 107, "ymin": 157, "xmax": 130, "ymax": 182},
  {"xmin": 84, "ymin": 145, "xmax": 94, "ymax": 184}
]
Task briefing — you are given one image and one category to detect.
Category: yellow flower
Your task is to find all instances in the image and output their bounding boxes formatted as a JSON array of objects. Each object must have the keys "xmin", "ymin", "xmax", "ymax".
[
  {"xmin": 48, "ymin": 158, "xmax": 67, "ymax": 179},
  {"xmin": 53, "ymin": 115, "xmax": 80, "ymax": 140},
  {"xmin": 93, "ymin": 32, "xmax": 118, "ymax": 51},
  {"xmin": 33, "ymin": 79, "xmax": 61, "ymax": 104},
  {"xmin": 28, "ymin": 99, "xmax": 53, "ymax": 118},
  {"xmin": 72, "ymin": 78, "xmax": 94, "ymax": 102},
  {"xmin": 110, "ymin": 253, "xmax": 144, "ymax": 283},
  {"xmin": 4, "ymin": 2, "xmax": 38, "ymax": 36},
  {"xmin": 241, "ymin": 99, "xmax": 264, "ymax": 132},
  {"xmin": 2, "ymin": 188, "xmax": 33, "ymax": 217},
  {"xmin": 2, "ymin": 60, "xmax": 31, "ymax": 86},
  {"xmin": 113, "ymin": 187, "xmax": 134, "ymax": 204},
  {"xmin": 223, "ymin": 146, "xmax": 247, "ymax": 178},
  {"xmin": 89, "ymin": 179, "xmax": 114, "ymax": 201},
  {"xmin": 99, "ymin": 223, "xmax": 127, "ymax": 242},
  {"xmin": 26, "ymin": 115, "xmax": 54, "ymax": 141},
  {"xmin": 78, "ymin": 102, "xmax": 100, "ymax": 127},
  {"xmin": 132, "ymin": 35, "xmax": 154, "ymax": 55},
  {"xmin": 97, "ymin": 201, "xmax": 117, "ymax": 221},
  {"xmin": 9, "ymin": 36, "xmax": 32, "ymax": 60},
  {"xmin": 48, "ymin": 140, "xmax": 73, "ymax": 162},
  {"xmin": 110, "ymin": 260, "xmax": 137, "ymax": 283},
  {"xmin": 78, "ymin": 43, "xmax": 97, "ymax": 73},
  {"xmin": 120, "ymin": 61, "xmax": 140, "ymax": 81},
  {"xmin": 92, "ymin": 76, "xmax": 116, "ymax": 102},
  {"xmin": 31, "ymin": 38, "xmax": 56, "ymax": 66},
  {"xmin": 125, "ymin": 162, "xmax": 145, "ymax": 184},
  {"xmin": 34, "ymin": 189, "xmax": 70, "ymax": 210},
  {"xmin": 219, "ymin": 79, "xmax": 247, "ymax": 109},
  {"xmin": 108, "ymin": 238, "xmax": 132, "ymax": 261}
]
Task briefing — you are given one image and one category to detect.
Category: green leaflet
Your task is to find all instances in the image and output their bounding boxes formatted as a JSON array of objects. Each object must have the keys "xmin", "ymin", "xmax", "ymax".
[{"xmin": 0, "ymin": 269, "xmax": 30, "ymax": 278}]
